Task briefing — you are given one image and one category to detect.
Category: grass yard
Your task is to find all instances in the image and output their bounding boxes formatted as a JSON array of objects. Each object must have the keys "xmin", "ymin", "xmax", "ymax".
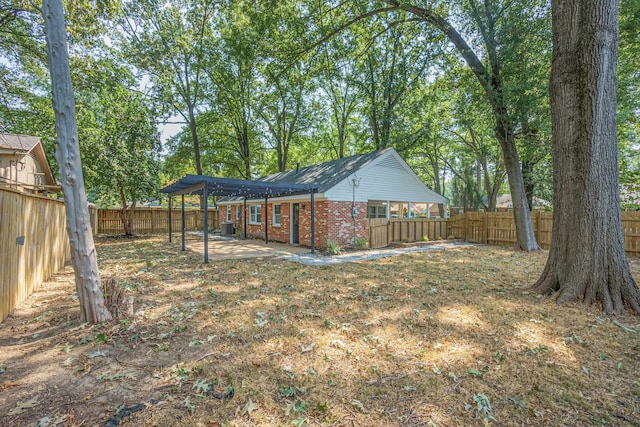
[{"xmin": 0, "ymin": 236, "xmax": 639, "ymax": 427}]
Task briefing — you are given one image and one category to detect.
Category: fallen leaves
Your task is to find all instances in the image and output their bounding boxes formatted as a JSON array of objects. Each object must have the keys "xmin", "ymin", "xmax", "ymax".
[
  {"xmin": 1, "ymin": 237, "xmax": 639, "ymax": 427},
  {"xmin": 241, "ymin": 398, "xmax": 258, "ymax": 416},
  {"xmin": 8, "ymin": 397, "xmax": 38, "ymax": 416}
]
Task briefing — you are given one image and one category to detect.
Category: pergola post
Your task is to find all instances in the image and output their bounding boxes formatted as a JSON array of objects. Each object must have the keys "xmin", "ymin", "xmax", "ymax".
[
  {"xmin": 168, "ymin": 196, "xmax": 172, "ymax": 243},
  {"xmin": 310, "ymin": 190, "xmax": 315, "ymax": 254},
  {"xmin": 264, "ymin": 196, "xmax": 268, "ymax": 244},
  {"xmin": 181, "ymin": 194, "xmax": 185, "ymax": 252},
  {"xmin": 160, "ymin": 175, "xmax": 319, "ymax": 258},
  {"xmin": 243, "ymin": 198, "xmax": 247, "ymax": 239},
  {"xmin": 203, "ymin": 183, "xmax": 209, "ymax": 264}
]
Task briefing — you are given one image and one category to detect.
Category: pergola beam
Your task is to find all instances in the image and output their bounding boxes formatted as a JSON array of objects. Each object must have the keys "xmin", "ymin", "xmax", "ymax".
[
  {"xmin": 168, "ymin": 180, "xmax": 207, "ymax": 197},
  {"xmin": 160, "ymin": 174, "xmax": 317, "ymax": 199},
  {"xmin": 160, "ymin": 174, "xmax": 319, "ymax": 264}
]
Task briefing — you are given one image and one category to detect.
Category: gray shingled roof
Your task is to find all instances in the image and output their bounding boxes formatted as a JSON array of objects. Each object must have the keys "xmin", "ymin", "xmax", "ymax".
[
  {"xmin": 0, "ymin": 133, "xmax": 41, "ymax": 152},
  {"xmin": 260, "ymin": 147, "xmax": 394, "ymax": 193}
]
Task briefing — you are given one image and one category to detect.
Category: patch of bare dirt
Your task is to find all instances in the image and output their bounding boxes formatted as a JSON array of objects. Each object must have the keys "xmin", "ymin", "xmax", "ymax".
[{"xmin": 1, "ymin": 236, "xmax": 639, "ymax": 427}]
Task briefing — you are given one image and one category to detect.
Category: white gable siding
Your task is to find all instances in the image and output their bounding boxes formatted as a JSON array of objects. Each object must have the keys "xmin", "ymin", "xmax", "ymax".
[{"xmin": 325, "ymin": 152, "xmax": 447, "ymax": 203}]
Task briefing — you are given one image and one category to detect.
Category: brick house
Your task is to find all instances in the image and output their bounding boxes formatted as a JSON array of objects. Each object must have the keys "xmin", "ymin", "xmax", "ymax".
[{"xmin": 218, "ymin": 148, "xmax": 448, "ymax": 249}]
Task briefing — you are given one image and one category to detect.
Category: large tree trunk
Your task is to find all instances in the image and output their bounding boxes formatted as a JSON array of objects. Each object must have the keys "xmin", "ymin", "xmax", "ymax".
[
  {"xmin": 241, "ymin": 124, "xmax": 251, "ymax": 179},
  {"xmin": 118, "ymin": 182, "xmax": 135, "ymax": 236},
  {"xmin": 521, "ymin": 158, "xmax": 536, "ymax": 210},
  {"xmin": 388, "ymin": 0, "xmax": 540, "ymax": 251},
  {"xmin": 533, "ymin": 0, "xmax": 640, "ymax": 314},
  {"xmin": 483, "ymin": 158, "xmax": 502, "ymax": 212},
  {"xmin": 187, "ymin": 102, "xmax": 205, "ymax": 208},
  {"xmin": 187, "ymin": 103, "xmax": 202, "ymax": 176},
  {"xmin": 43, "ymin": 0, "xmax": 111, "ymax": 323},
  {"xmin": 496, "ymin": 124, "xmax": 539, "ymax": 250}
]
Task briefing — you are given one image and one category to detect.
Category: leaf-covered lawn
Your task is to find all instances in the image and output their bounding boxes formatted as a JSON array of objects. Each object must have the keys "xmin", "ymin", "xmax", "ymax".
[{"xmin": 0, "ymin": 236, "xmax": 638, "ymax": 426}]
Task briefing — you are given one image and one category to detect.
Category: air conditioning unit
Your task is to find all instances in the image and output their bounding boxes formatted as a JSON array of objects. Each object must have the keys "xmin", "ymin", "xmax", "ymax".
[{"xmin": 221, "ymin": 222, "xmax": 235, "ymax": 236}]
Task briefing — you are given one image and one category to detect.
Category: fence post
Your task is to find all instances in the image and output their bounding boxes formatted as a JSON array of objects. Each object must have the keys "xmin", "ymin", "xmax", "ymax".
[
  {"xmin": 465, "ymin": 213, "xmax": 470, "ymax": 242},
  {"xmin": 534, "ymin": 210, "xmax": 541, "ymax": 243},
  {"xmin": 90, "ymin": 207, "xmax": 97, "ymax": 236},
  {"xmin": 483, "ymin": 213, "xmax": 489, "ymax": 244}
]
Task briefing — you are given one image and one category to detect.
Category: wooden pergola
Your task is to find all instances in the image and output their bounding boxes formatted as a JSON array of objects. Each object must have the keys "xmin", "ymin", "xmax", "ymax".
[{"xmin": 160, "ymin": 174, "xmax": 318, "ymax": 263}]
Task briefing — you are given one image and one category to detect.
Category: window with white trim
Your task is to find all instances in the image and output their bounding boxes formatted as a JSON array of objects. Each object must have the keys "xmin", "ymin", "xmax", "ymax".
[
  {"xmin": 236, "ymin": 204, "xmax": 241, "ymax": 221},
  {"xmin": 249, "ymin": 205, "xmax": 262, "ymax": 224},
  {"xmin": 367, "ymin": 204, "xmax": 387, "ymax": 219},
  {"xmin": 226, "ymin": 205, "xmax": 231, "ymax": 222},
  {"xmin": 273, "ymin": 204, "xmax": 281, "ymax": 226}
]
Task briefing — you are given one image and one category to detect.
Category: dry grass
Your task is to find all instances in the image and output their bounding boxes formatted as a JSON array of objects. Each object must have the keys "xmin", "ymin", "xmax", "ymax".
[{"xmin": 0, "ymin": 236, "xmax": 639, "ymax": 427}]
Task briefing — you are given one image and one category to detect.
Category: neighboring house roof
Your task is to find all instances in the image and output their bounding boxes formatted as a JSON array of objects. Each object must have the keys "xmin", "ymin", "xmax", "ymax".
[
  {"xmin": 0, "ymin": 133, "xmax": 42, "ymax": 152},
  {"xmin": 261, "ymin": 148, "xmax": 395, "ymax": 193},
  {"xmin": 621, "ymin": 183, "xmax": 640, "ymax": 208},
  {"xmin": 219, "ymin": 148, "xmax": 448, "ymax": 204}
]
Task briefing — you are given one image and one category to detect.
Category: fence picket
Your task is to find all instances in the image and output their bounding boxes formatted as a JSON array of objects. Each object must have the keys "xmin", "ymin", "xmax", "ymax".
[
  {"xmin": 447, "ymin": 211, "xmax": 638, "ymax": 256},
  {"xmin": 93, "ymin": 207, "xmax": 219, "ymax": 235},
  {"xmin": 1, "ymin": 188, "xmax": 70, "ymax": 322},
  {"xmin": 368, "ymin": 212, "xmax": 639, "ymax": 257},
  {"xmin": 368, "ymin": 218, "xmax": 449, "ymax": 249}
]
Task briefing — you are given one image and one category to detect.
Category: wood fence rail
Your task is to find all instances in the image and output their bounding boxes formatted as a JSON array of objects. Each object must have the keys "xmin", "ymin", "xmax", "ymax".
[
  {"xmin": 447, "ymin": 211, "xmax": 640, "ymax": 257},
  {"xmin": 0, "ymin": 187, "xmax": 70, "ymax": 322},
  {"xmin": 91, "ymin": 207, "xmax": 219, "ymax": 236},
  {"xmin": 368, "ymin": 218, "xmax": 449, "ymax": 248}
]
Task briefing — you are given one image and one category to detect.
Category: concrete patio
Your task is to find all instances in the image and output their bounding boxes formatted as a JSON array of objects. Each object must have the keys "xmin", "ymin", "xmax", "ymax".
[
  {"xmin": 182, "ymin": 233, "xmax": 309, "ymax": 261},
  {"xmin": 182, "ymin": 233, "xmax": 473, "ymax": 265}
]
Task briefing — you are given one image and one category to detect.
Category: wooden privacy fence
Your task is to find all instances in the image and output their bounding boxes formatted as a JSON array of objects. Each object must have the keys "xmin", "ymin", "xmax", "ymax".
[
  {"xmin": 368, "ymin": 218, "xmax": 449, "ymax": 249},
  {"xmin": 93, "ymin": 207, "xmax": 219, "ymax": 235},
  {"xmin": 448, "ymin": 211, "xmax": 640, "ymax": 257},
  {"xmin": 448, "ymin": 211, "xmax": 553, "ymax": 248},
  {"xmin": 0, "ymin": 187, "xmax": 70, "ymax": 322}
]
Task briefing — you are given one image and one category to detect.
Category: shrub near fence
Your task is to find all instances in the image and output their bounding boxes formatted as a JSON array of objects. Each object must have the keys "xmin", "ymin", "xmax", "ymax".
[
  {"xmin": 448, "ymin": 211, "xmax": 640, "ymax": 257},
  {"xmin": 0, "ymin": 187, "xmax": 70, "ymax": 322},
  {"xmin": 94, "ymin": 207, "xmax": 219, "ymax": 235}
]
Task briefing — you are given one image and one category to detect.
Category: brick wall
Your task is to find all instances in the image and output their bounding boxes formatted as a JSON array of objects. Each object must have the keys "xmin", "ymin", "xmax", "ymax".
[
  {"xmin": 298, "ymin": 200, "xmax": 329, "ymax": 248},
  {"xmin": 218, "ymin": 208, "xmax": 226, "ymax": 229},
  {"xmin": 289, "ymin": 200, "xmax": 368, "ymax": 248},
  {"xmin": 219, "ymin": 204, "xmax": 245, "ymax": 235},
  {"xmin": 267, "ymin": 202, "xmax": 290, "ymax": 243},
  {"xmin": 224, "ymin": 202, "xmax": 291, "ymax": 243},
  {"xmin": 325, "ymin": 201, "xmax": 368, "ymax": 247},
  {"xmin": 219, "ymin": 199, "xmax": 367, "ymax": 249}
]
